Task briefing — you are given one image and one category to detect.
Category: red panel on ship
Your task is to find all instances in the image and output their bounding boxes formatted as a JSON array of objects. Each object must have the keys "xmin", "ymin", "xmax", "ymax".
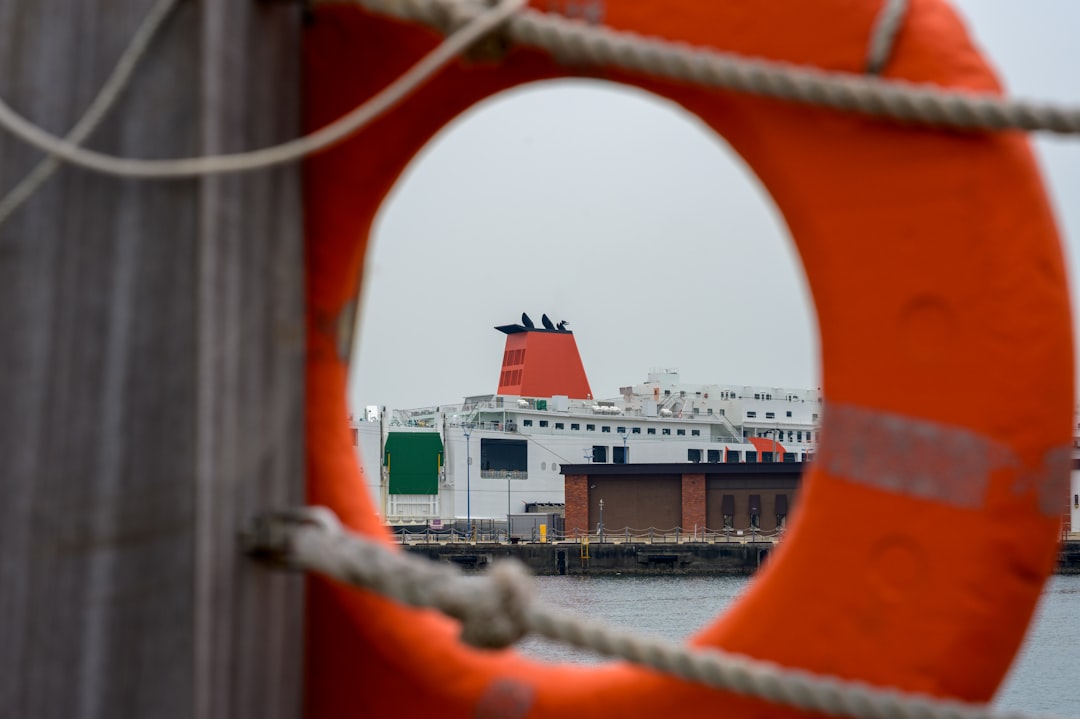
[{"xmin": 496, "ymin": 325, "xmax": 592, "ymax": 400}]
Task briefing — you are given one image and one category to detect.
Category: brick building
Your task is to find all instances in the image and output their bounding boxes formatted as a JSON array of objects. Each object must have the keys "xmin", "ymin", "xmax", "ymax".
[{"xmin": 561, "ymin": 462, "xmax": 804, "ymax": 536}]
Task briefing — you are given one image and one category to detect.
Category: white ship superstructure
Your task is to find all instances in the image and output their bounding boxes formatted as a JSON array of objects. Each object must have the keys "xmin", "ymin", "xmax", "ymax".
[{"xmin": 352, "ymin": 315, "xmax": 820, "ymax": 525}]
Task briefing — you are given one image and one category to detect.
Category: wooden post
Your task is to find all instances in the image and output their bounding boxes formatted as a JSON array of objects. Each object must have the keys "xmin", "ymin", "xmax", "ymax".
[{"xmin": 0, "ymin": 3, "xmax": 305, "ymax": 719}]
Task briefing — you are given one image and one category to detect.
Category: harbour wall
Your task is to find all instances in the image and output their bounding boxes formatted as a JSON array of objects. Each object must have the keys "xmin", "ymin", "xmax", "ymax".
[
  {"xmin": 405, "ymin": 540, "xmax": 780, "ymax": 576},
  {"xmin": 405, "ymin": 540, "xmax": 1080, "ymax": 576}
]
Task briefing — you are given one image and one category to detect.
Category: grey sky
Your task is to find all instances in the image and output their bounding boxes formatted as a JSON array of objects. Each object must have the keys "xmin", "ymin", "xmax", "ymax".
[{"xmin": 348, "ymin": 1, "xmax": 1080, "ymax": 413}]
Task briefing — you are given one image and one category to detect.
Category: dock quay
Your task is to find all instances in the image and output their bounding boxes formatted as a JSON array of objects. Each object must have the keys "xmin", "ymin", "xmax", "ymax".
[{"xmin": 402, "ymin": 539, "xmax": 1080, "ymax": 576}]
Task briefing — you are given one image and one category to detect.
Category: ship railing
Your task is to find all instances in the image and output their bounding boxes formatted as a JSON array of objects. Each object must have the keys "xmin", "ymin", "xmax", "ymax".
[{"xmin": 479, "ymin": 469, "xmax": 528, "ymax": 479}]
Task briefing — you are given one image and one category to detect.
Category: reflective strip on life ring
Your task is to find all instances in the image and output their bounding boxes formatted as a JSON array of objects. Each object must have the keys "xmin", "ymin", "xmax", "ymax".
[{"xmin": 302, "ymin": 1, "xmax": 1073, "ymax": 717}]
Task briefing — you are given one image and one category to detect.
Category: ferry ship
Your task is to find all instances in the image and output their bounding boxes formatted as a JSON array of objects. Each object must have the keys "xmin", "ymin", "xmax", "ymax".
[{"xmin": 351, "ymin": 314, "xmax": 822, "ymax": 526}]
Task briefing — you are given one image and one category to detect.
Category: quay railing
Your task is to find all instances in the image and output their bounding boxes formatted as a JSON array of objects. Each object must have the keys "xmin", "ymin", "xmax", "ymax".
[{"xmin": 388, "ymin": 524, "xmax": 785, "ymax": 546}]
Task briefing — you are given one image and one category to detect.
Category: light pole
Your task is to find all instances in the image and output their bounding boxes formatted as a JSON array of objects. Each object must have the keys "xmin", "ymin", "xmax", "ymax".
[
  {"xmin": 599, "ymin": 498, "xmax": 605, "ymax": 543},
  {"xmin": 463, "ymin": 425, "xmax": 472, "ymax": 539}
]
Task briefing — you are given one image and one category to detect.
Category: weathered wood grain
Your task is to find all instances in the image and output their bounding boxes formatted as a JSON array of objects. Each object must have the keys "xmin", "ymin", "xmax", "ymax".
[{"xmin": 0, "ymin": 2, "xmax": 305, "ymax": 718}]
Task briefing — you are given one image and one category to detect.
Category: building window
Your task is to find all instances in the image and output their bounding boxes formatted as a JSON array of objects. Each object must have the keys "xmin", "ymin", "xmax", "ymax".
[
  {"xmin": 539, "ymin": 420, "xmax": 549, "ymax": 428},
  {"xmin": 592, "ymin": 445, "xmax": 607, "ymax": 463},
  {"xmin": 631, "ymin": 427, "xmax": 641, "ymax": 434},
  {"xmin": 662, "ymin": 428, "xmax": 671, "ymax": 436},
  {"xmin": 786, "ymin": 411, "xmax": 792, "ymax": 417},
  {"xmin": 523, "ymin": 419, "xmax": 533, "ymax": 427},
  {"xmin": 749, "ymin": 494, "xmax": 761, "ymax": 529},
  {"xmin": 570, "ymin": 423, "xmax": 580, "ymax": 431},
  {"xmin": 747, "ymin": 411, "xmax": 757, "ymax": 418},
  {"xmin": 707, "ymin": 449, "xmax": 721, "ymax": 463},
  {"xmin": 721, "ymin": 494, "xmax": 735, "ymax": 529},
  {"xmin": 688, "ymin": 448, "xmax": 702, "ymax": 463},
  {"xmin": 586, "ymin": 424, "xmax": 595, "ymax": 431},
  {"xmin": 555, "ymin": 422, "xmax": 565, "ymax": 430},
  {"xmin": 691, "ymin": 429, "xmax": 701, "ymax": 436},
  {"xmin": 647, "ymin": 428, "xmax": 656, "ymax": 435},
  {"xmin": 613, "ymin": 446, "xmax": 628, "ymax": 464},
  {"xmin": 765, "ymin": 412, "xmax": 775, "ymax": 419},
  {"xmin": 677, "ymin": 429, "xmax": 686, "ymax": 436},
  {"xmin": 776, "ymin": 494, "xmax": 789, "ymax": 529},
  {"xmin": 602, "ymin": 426, "xmax": 611, "ymax": 433}
]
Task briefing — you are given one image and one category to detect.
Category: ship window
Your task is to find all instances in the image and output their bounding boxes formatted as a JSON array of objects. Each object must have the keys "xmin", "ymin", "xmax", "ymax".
[
  {"xmin": 812, "ymin": 413, "xmax": 819, "ymax": 421},
  {"xmin": 586, "ymin": 424, "xmax": 595, "ymax": 431},
  {"xmin": 647, "ymin": 428, "xmax": 656, "ymax": 435},
  {"xmin": 766, "ymin": 394, "xmax": 772, "ymax": 400},
  {"xmin": 662, "ymin": 428, "xmax": 671, "ymax": 436},
  {"xmin": 676, "ymin": 429, "xmax": 686, "ymax": 436},
  {"xmin": 746, "ymin": 452, "xmax": 758, "ymax": 463},
  {"xmin": 664, "ymin": 390, "xmax": 671, "ymax": 396},
  {"xmin": 571, "ymin": 423, "xmax": 580, "ymax": 430},
  {"xmin": 765, "ymin": 412, "xmax": 775, "ymax": 419},
  {"xmin": 687, "ymin": 448, "xmax": 702, "ymax": 463},
  {"xmin": 539, "ymin": 420, "xmax": 549, "ymax": 428},
  {"xmin": 747, "ymin": 411, "xmax": 757, "ymax": 418},
  {"xmin": 797, "ymin": 430, "xmax": 803, "ymax": 441},
  {"xmin": 617, "ymin": 426, "xmax": 626, "ymax": 434},
  {"xmin": 784, "ymin": 452, "xmax": 797, "ymax": 463},
  {"xmin": 592, "ymin": 445, "xmax": 607, "ymax": 463},
  {"xmin": 707, "ymin": 408, "xmax": 713, "ymax": 415},
  {"xmin": 631, "ymin": 427, "xmax": 641, "ymax": 434},
  {"xmin": 351, "ymin": 428, "xmax": 358, "ymax": 447},
  {"xmin": 555, "ymin": 422, "xmax": 564, "ymax": 430},
  {"xmin": 691, "ymin": 429, "xmax": 701, "ymax": 436},
  {"xmin": 719, "ymin": 409, "xmax": 725, "ymax": 416},
  {"xmin": 479, "ymin": 438, "xmax": 527, "ymax": 477},
  {"xmin": 786, "ymin": 411, "xmax": 793, "ymax": 417},
  {"xmin": 602, "ymin": 426, "xmax": 611, "ymax": 433},
  {"xmin": 788, "ymin": 431, "xmax": 794, "ymax": 442},
  {"xmin": 754, "ymin": 393, "xmax": 760, "ymax": 400},
  {"xmin": 726, "ymin": 451, "xmax": 741, "ymax": 463},
  {"xmin": 707, "ymin": 449, "xmax": 721, "ymax": 463},
  {"xmin": 692, "ymin": 407, "xmax": 699, "ymax": 415},
  {"xmin": 523, "ymin": 419, "xmax": 533, "ymax": 427},
  {"xmin": 613, "ymin": 446, "xmax": 627, "ymax": 464}
]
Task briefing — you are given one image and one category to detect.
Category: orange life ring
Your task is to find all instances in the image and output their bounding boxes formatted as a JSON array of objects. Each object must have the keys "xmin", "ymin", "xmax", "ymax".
[{"xmin": 302, "ymin": 1, "xmax": 1073, "ymax": 717}]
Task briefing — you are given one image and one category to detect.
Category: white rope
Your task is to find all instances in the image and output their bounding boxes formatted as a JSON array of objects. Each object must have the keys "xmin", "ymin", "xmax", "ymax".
[
  {"xmin": 0, "ymin": 0, "xmax": 182, "ymax": 228},
  {"xmin": 0, "ymin": 0, "xmax": 1078, "ymax": 187},
  {"xmin": 865, "ymin": 0, "xmax": 909, "ymax": 75},
  {"xmin": 242, "ymin": 507, "xmax": 1066, "ymax": 719},
  {"xmin": 0, "ymin": 0, "xmax": 527, "ymax": 179}
]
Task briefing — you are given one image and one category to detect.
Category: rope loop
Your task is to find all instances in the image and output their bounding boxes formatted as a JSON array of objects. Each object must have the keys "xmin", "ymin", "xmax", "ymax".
[
  {"xmin": 865, "ymin": 0, "xmax": 910, "ymax": 74},
  {"xmin": 441, "ymin": 560, "xmax": 535, "ymax": 649}
]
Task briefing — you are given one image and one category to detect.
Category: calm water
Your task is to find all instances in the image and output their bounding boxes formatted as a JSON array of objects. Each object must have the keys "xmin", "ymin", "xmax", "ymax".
[{"xmin": 517, "ymin": 574, "xmax": 1080, "ymax": 714}]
